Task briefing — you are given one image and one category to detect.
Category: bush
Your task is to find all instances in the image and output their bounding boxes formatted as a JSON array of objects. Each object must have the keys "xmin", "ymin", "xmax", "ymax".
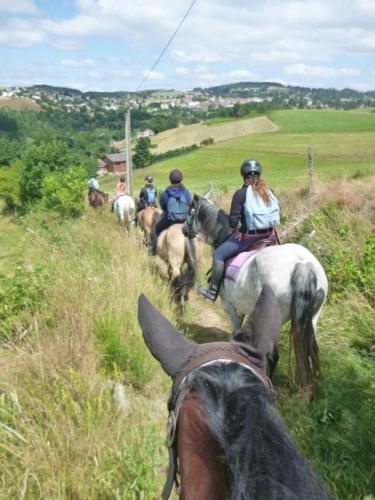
[
  {"xmin": 200, "ymin": 137, "xmax": 214, "ymax": 146},
  {"xmin": 0, "ymin": 161, "xmax": 23, "ymax": 212},
  {"xmin": 20, "ymin": 140, "xmax": 69, "ymax": 205},
  {"xmin": 41, "ymin": 167, "xmax": 87, "ymax": 218}
]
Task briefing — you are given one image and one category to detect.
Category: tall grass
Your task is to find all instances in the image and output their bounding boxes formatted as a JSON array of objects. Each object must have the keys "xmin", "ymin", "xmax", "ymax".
[{"xmin": 0, "ymin": 209, "xmax": 174, "ymax": 498}]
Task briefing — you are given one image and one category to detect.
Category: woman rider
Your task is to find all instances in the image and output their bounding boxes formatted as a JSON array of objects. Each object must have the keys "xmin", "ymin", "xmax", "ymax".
[{"xmin": 197, "ymin": 159, "xmax": 280, "ymax": 303}]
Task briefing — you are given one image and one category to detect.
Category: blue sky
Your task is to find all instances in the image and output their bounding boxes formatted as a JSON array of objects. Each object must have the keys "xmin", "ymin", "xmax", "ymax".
[{"xmin": 0, "ymin": 0, "xmax": 374, "ymax": 92}]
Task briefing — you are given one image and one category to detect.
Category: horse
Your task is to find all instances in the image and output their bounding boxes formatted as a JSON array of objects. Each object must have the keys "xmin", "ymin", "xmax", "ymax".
[
  {"xmin": 113, "ymin": 195, "xmax": 135, "ymax": 230},
  {"xmin": 138, "ymin": 206, "xmax": 161, "ymax": 247},
  {"xmin": 88, "ymin": 189, "xmax": 108, "ymax": 208},
  {"xmin": 137, "ymin": 293, "xmax": 331, "ymax": 500},
  {"xmin": 156, "ymin": 223, "xmax": 201, "ymax": 304},
  {"xmin": 182, "ymin": 195, "xmax": 328, "ymax": 393}
]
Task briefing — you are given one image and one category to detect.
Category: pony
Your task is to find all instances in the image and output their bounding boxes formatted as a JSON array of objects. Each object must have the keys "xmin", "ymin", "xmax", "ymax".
[
  {"xmin": 113, "ymin": 195, "xmax": 135, "ymax": 229},
  {"xmin": 137, "ymin": 293, "xmax": 331, "ymax": 500},
  {"xmin": 138, "ymin": 206, "xmax": 161, "ymax": 247},
  {"xmin": 88, "ymin": 190, "xmax": 108, "ymax": 208},
  {"xmin": 156, "ymin": 223, "xmax": 201, "ymax": 304},
  {"xmin": 182, "ymin": 195, "xmax": 328, "ymax": 393}
]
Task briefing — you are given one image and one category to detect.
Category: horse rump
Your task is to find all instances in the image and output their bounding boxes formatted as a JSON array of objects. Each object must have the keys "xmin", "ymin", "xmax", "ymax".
[{"xmin": 290, "ymin": 262, "xmax": 326, "ymax": 394}]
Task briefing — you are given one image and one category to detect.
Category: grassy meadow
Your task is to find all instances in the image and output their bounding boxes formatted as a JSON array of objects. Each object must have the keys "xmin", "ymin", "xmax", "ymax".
[{"xmin": 0, "ymin": 109, "xmax": 375, "ymax": 498}]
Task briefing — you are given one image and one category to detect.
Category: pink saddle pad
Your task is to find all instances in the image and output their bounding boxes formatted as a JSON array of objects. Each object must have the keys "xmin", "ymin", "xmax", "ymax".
[{"xmin": 225, "ymin": 250, "xmax": 258, "ymax": 281}]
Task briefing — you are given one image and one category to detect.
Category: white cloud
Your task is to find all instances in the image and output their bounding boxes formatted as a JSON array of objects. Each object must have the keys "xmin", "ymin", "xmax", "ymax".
[
  {"xmin": 284, "ymin": 63, "xmax": 361, "ymax": 78},
  {"xmin": 61, "ymin": 58, "xmax": 96, "ymax": 68},
  {"xmin": 228, "ymin": 70, "xmax": 258, "ymax": 80},
  {"xmin": 0, "ymin": 19, "xmax": 46, "ymax": 47},
  {"xmin": 142, "ymin": 70, "xmax": 165, "ymax": 80},
  {"xmin": 0, "ymin": 0, "xmax": 37, "ymax": 13},
  {"xmin": 172, "ymin": 49, "xmax": 230, "ymax": 64},
  {"xmin": 175, "ymin": 67, "xmax": 189, "ymax": 75}
]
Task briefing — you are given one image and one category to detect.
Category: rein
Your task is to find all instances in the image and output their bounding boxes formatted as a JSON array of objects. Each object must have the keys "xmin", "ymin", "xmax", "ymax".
[{"xmin": 162, "ymin": 344, "xmax": 272, "ymax": 500}]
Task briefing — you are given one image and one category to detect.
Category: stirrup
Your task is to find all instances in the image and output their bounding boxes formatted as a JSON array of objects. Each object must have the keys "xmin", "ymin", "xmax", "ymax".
[{"xmin": 197, "ymin": 284, "xmax": 217, "ymax": 303}]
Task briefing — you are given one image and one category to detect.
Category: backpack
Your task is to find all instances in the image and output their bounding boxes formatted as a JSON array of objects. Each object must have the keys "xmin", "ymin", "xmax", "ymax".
[
  {"xmin": 167, "ymin": 191, "xmax": 188, "ymax": 222},
  {"xmin": 145, "ymin": 186, "xmax": 156, "ymax": 206},
  {"xmin": 244, "ymin": 186, "xmax": 280, "ymax": 230}
]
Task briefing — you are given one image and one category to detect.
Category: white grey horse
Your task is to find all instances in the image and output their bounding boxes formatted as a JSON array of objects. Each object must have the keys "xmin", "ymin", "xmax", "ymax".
[
  {"xmin": 114, "ymin": 195, "xmax": 135, "ymax": 229},
  {"xmin": 182, "ymin": 195, "xmax": 328, "ymax": 392}
]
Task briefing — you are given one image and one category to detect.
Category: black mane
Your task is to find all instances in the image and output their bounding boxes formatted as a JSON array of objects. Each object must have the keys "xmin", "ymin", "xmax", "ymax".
[
  {"xmin": 181, "ymin": 363, "xmax": 330, "ymax": 500},
  {"xmin": 196, "ymin": 198, "xmax": 232, "ymax": 247}
]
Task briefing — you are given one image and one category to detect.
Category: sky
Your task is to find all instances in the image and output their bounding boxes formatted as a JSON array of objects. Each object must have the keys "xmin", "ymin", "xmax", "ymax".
[{"xmin": 0, "ymin": 0, "xmax": 374, "ymax": 92}]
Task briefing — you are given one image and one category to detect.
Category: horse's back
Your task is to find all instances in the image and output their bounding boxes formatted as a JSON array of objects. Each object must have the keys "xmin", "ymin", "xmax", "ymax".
[{"xmin": 224, "ymin": 243, "xmax": 327, "ymax": 322}]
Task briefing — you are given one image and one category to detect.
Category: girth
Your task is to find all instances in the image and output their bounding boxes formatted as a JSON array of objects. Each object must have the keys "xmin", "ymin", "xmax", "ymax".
[{"xmin": 162, "ymin": 342, "xmax": 272, "ymax": 500}]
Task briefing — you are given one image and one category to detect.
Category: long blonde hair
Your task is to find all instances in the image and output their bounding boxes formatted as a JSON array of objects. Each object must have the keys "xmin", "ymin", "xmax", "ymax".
[{"xmin": 246, "ymin": 176, "xmax": 270, "ymax": 205}]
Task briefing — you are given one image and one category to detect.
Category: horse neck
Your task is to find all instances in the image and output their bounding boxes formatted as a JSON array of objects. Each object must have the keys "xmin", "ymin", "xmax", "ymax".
[
  {"xmin": 185, "ymin": 364, "xmax": 329, "ymax": 499},
  {"xmin": 198, "ymin": 201, "xmax": 231, "ymax": 247}
]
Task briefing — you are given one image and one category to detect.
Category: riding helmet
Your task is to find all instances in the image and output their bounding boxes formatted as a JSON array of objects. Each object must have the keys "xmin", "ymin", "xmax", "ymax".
[
  {"xmin": 240, "ymin": 159, "xmax": 262, "ymax": 177},
  {"xmin": 169, "ymin": 169, "xmax": 183, "ymax": 184},
  {"xmin": 145, "ymin": 175, "xmax": 153, "ymax": 183}
]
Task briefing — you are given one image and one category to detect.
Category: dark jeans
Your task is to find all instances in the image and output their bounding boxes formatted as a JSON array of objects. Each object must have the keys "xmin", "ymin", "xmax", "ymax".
[{"xmin": 214, "ymin": 231, "xmax": 275, "ymax": 264}]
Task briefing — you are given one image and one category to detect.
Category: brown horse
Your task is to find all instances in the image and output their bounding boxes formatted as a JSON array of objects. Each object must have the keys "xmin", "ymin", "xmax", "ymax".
[
  {"xmin": 137, "ymin": 292, "xmax": 331, "ymax": 500},
  {"xmin": 88, "ymin": 190, "xmax": 108, "ymax": 208},
  {"xmin": 156, "ymin": 224, "xmax": 201, "ymax": 304},
  {"xmin": 138, "ymin": 206, "xmax": 161, "ymax": 247}
]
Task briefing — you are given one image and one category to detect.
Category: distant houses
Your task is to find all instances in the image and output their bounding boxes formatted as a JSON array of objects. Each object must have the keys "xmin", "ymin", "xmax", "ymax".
[
  {"xmin": 97, "ymin": 153, "xmax": 126, "ymax": 176},
  {"xmin": 136, "ymin": 129, "xmax": 154, "ymax": 139}
]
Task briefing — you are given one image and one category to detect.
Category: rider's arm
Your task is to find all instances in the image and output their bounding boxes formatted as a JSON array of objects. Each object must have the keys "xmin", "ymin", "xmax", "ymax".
[
  {"xmin": 160, "ymin": 191, "xmax": 168, "ymax": 211},
  {"xmin": 228, "ymin": 188, "xmax": 246, "ymax": 229}
]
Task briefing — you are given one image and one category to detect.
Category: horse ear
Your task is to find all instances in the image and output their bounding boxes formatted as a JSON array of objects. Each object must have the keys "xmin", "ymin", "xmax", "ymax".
[
  {"xmin": 193, "ymin": 193, "xmax": 200, "ymax": 203},
  {"xmin": 137, "ymin": 294, "xmax": 197, "ymax": 377}
]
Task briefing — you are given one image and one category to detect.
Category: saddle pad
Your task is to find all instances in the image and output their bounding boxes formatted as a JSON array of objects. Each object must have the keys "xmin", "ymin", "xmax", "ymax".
[{"xmin": 225, "ymin": 250, "xmax": 258, "ymax": 281}]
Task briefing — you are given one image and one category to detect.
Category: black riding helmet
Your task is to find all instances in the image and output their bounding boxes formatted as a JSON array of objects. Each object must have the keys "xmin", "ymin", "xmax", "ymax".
[
  {"xmin": 145, "ymin": 175, "xmax": 153, "ymax": 183},
  {"xmin": 169, "ymin": 169, "xmax": 183, "ymax": 184},
  {"xmin": 240, "ymin": 159, "xmax": 262, "ymax": 178}
]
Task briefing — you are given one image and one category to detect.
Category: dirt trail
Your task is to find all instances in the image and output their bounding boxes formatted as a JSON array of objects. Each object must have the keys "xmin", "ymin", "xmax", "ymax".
[{"xmin": 182, "ymin": 293, "xmax": 232, "ymax": 344}]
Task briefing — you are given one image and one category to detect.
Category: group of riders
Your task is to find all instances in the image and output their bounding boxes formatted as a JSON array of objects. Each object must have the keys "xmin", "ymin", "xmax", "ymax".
[{"xmin": 88, "ymin": 157, "xmax": 281, "ymax": 304}]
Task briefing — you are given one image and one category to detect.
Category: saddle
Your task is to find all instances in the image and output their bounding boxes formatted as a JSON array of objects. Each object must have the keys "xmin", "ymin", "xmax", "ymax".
[{"xmin": 225, "ymin": 236, "xmax": 276, "ymax": 282}]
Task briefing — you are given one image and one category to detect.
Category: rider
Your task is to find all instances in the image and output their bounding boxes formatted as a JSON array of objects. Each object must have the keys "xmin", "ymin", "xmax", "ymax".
[
  {"xmin": 88, "ymin": 175, "xmax": 100, "ymax": 195},
  {"xmin": 150, "ymin": 169, "xmax": 191, "ymax": 256},
  {"xmin": 197, "ymin": 159, "xmax": 280, "ymax": 303},
  {"xmin": 111, "ymin": 175, "xmax": 128, "ymax": 212},
  {"xmin": 133, "ymin": 175, "xmax": 158, "ymax": 226}
]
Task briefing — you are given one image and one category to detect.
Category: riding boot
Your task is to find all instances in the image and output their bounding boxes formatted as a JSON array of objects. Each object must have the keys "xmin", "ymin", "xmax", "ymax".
[{"xmin": 197, "ymin": 260, "xmax": 225, "ymax": 303}]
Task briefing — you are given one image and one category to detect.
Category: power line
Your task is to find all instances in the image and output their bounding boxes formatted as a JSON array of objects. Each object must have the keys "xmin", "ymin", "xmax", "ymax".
[{"xmin": 135, "ymin": 0, "xmax": 198, "ymax": 92}]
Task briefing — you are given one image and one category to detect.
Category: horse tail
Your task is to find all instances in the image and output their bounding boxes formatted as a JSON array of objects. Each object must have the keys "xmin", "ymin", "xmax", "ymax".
[{"xmin": 290, "ymin": 262, "xmax": 326, "ymax": 393}]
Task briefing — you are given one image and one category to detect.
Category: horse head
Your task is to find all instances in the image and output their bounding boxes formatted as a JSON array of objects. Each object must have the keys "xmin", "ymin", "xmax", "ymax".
[{"xmin": 182, "ymin": 195, "xmax": 231, "ymax": 247}]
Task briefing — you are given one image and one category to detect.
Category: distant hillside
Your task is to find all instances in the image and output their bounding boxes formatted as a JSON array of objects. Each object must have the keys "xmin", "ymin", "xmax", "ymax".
[{"xmin": 0, "ymin": 97, "xmax": 41, "ymax": 111}]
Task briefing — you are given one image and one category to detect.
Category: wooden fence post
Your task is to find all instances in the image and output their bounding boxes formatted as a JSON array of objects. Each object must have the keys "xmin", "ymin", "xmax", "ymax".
[{"xmin": 307, "ymin": 146, "xmax": 316, "ymax": 195}]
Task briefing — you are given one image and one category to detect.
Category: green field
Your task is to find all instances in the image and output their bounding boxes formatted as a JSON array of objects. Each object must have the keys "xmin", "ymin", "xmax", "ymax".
[
  {"xmin": 100, "ymin": 110, "xmax": 375, "ymax": 197},
  {"xmin": 270, "ymin": 109, "xmax": 375, "ymax": 133}
]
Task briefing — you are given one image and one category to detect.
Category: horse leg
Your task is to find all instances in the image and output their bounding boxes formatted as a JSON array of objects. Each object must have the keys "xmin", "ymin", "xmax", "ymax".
[{"xmin": 221, "ymin": 299, "xmax": 242, "ymax": 333}]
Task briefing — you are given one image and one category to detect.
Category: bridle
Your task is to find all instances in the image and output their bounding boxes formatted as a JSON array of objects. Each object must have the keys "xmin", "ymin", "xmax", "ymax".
[{"xmin": 183, "ymin": 205, "xmax": 200, "ymax": 239}]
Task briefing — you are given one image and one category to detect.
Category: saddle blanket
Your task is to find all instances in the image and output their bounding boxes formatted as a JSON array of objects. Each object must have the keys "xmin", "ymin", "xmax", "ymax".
[{"xmin": 225, "ymin": 250, "xmax": 258, "ymax": 282}]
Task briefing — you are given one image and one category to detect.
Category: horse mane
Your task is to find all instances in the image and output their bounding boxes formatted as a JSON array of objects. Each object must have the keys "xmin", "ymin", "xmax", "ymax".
[
  {"xmin": 197, "ymin": 198, "xmax": 232, "ymax": 247},
  {"xmin": 181, "ymin": 363, "xmax": 330, "ymax": 500}
]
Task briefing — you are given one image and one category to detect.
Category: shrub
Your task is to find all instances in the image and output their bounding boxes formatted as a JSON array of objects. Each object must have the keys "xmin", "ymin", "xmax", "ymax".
[
  {"xmin": 0, "ymin": 161, "xmax": 23, "ymax": 212},
  {"xmin": 20, "ymin": 140, "xmax": 69, "ymax": 205},
  {"xmin": 200, "ymin": 137, "xmax": 214, "ymax": 146},
  {"xmin": 41, "ymin": 167, "xmax": 87, "ymax": 218}
]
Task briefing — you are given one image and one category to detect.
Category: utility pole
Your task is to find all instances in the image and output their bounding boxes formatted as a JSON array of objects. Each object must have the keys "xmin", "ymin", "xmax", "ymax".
[
  {"xmin": 307, "ymin": 146, "xmax": 315, "ymax": 195},
  {"xmin": 124, "ymin": 108, "xmax": 133, "ymax": 196}
]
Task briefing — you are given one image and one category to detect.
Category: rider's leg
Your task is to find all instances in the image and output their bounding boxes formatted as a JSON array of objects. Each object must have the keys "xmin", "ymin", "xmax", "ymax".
[
  {"xmin": 150, "ymin": 218, "xmax": 169, "ymax": 256},
  {"xmin": 197, "ymin": 234, "xmax": 242, "ymax": 303}
]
